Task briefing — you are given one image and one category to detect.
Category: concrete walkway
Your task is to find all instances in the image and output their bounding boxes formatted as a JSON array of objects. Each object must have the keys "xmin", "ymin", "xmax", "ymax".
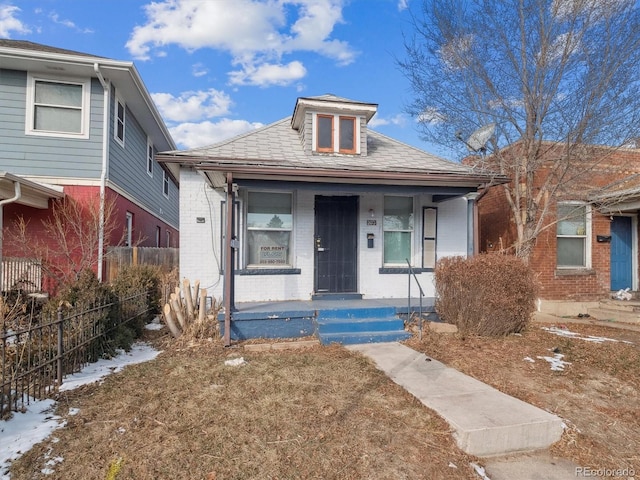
[{"xmin": 348, "ymin": 342, "xmax": 567, "ymax": 459}]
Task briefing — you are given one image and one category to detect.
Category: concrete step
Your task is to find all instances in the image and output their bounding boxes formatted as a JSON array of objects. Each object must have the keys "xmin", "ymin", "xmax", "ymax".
[
  {"xmin": 317, "ymin": 316, "xmax": 405, "ymax": 334},
  {"xmin": 348, "ymin": 342, "xmax": 564, "ymax": 457},
  {"xmin": 587, "ymin": 307, "xmax": 640, "ymax": 325},
  {"xmin": 317, "ymin": 306, "xmax": 397, "ymax": 319},
  {"xmin": 319, "ymin": 330, "xmax": 411, "ymax": 345},
  {"xmin": 598, "ymin": 298, "xmax": 640, "ymax": 313}
]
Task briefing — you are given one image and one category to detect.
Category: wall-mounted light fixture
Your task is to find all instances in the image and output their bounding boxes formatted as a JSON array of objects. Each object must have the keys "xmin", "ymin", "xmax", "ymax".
[{"xmin": 369, "ymin": 208, "xmax": 375, "ymax": 218}]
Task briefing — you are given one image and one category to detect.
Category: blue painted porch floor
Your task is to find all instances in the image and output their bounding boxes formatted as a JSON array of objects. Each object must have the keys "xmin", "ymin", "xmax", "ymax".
[{"xmin": 218, "ymin": 297, "xmax": 435, "ymax": 344}]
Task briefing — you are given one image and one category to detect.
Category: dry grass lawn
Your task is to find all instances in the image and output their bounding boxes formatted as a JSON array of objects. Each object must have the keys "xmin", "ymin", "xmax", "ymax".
[{"xmin": 8, "ymin": 318, "xmax": 640, "ymax": 479}]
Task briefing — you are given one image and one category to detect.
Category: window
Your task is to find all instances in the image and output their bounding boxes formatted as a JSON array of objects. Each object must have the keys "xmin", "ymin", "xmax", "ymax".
[
  {"xmin": 557, "ymin": 203, "xmax": 590, "ymax": 268},
  {"xmin": 315, "ymin": 114, "xmax": 359, "ymax": 154},
  {"xmin": 422, "ymin": 207, "xmax": 437, "ymax": 269},
  {"xmin": 25, "ymin": 75, "xmax": 90, "ymax": 138},
  {"xmin": 383, "ymin": 196, "xmax": 414, "ymax": 265},
  {"xmin": 166, "ymin": 230, "xmax": 171, "ymax": 248},
  {"xmin": 247, "ymin": 192, "xmax": 293, "ymax": 267},
  {"xmin": 163, "ymin": 170, "xmax": 169, "ymax": 197},
  {"xmin": 339, "ymin": 116, "xmax": 356, "ymax": 153},
  {"xmin": 156, "ymin": 226, "xmax": 161, "ymax": 247},
  {"xmin": 317, "ymin": 115, "xmax": 333, "ymax": 152},
  {"xmin": 147, "ymin": 138, "xmax": 154, "ymax": 176},
  {"xmin": 125, "ymin": 212, "xmax": 133, "ymax": 247},
  {"xmin": 114, "ymin": 95, "xmax": 125, "ymax": 146}
]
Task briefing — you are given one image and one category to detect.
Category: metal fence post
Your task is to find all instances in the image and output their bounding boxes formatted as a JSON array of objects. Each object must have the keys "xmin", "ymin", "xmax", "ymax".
[{"xmin": 57, "ymin": 306, "xmax": 64, "ymax": 386}]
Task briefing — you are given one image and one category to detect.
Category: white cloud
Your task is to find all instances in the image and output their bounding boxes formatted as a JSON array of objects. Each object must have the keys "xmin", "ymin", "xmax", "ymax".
[
  {"xmin": 151, "ymin": 89, "xmax": 232, "ymax": 123},
  {"xmin": 369, "ymin": 113, "xmax": 407, "ymax": 128},
  {"xmin": 126, "ymin": 0, "xmax": 356, "ymax": 86},
  {"xmin": 229, "ymin": 60, "xmax": 307, "ymax": 87},
  {"xmin": 49, "ymin": 12, "xmax": 94, "ymax": 33},
  {"xmin": 397, "ymin": 0, "xmax": 409, "ymax": 11},
  {"xmin": 0, "ymin": 4, "xmax": 30, "ymax": 37},
  {"xmin": 169, "ymin": 119, "xmax": 264, "ymax": 149},
  {"xmin": 416, "ymin": 107, "xmax": 446, "ymax": 125},
  {"xmin": 552, "ymin": 0, "xmax": 633, "ymax": 20},
  {"xmin": 192, "ymin": 62, "xmax": 208, "ymax": 78}
]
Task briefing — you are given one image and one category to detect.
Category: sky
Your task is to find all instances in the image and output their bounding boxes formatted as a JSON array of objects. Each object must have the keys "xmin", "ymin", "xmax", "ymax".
[{"xmin": 0, "ymin": 0, "xmax": 457, "ymax": 158}]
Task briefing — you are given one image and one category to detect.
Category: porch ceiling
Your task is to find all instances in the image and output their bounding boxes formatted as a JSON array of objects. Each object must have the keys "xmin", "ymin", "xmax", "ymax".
[{"xmin": 0, "ymin": 172, "xmax": 64, "ymax": 209}]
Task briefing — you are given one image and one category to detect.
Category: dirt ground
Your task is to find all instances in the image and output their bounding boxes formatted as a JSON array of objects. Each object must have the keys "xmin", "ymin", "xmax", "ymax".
[{"xmin": 7, "ymin": 318, "xmax": 640, "ymax": 479}]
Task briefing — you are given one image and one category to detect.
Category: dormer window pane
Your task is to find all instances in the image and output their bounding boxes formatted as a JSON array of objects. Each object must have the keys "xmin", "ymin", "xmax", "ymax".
[
  {"xmin": 317, "ymin": 115, "xmax": 333, "ymax": 151},
  {"xmin": 339, "ymin": 117, "xmax": 355, "ymax": 153}
]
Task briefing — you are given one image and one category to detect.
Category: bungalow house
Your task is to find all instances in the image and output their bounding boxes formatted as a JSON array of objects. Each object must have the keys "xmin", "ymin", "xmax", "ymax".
[
  {"xmin": 477, "ymin": 142, "xmax": 640, "ymax": 318},
  {"xmin": 158, "ymin": 94, "xmax": 503, "ymax": 344},
  {"xmin": 0, "ymin": 39, "xmax": 179, "ymax": 292}
]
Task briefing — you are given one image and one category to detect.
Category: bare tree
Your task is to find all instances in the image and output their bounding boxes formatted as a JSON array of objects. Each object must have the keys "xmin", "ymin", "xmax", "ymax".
[
  {"xmin": 400, "ymin": 0, "xmax": 640, "ymax": 259},
  {"xmin": 6, "ymin": 195, "xmax": 119, "ymax": 290}
]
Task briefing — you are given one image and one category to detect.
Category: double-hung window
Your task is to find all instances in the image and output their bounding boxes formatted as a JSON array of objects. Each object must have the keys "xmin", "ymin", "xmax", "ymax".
[
  {"xmin": 383, "ymin": 196, "xmax": 414, "ymax": 265},
  {"xmin": 557, "ymin": 203, "xmax": 590, "ymax": 268},
  {"xmin": 26, "ymin": 75, "xmax": 90, "ymax": 138},
  {"xmin": 247, "ymin": 192, "xmax": 293, "ymax": 267},
  {"xmin": 163, "ymin": 170, "xmax": 169, "ymax": 197}
]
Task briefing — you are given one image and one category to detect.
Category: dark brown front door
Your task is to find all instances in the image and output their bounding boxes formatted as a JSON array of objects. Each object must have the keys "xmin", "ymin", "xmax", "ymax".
[{"xmin": 314, "ymin": 196, "xmax": 358, "ymax": 293}]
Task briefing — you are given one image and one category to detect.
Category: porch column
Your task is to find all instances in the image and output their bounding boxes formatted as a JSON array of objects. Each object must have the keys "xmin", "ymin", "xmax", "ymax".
[
  {"xmin": 465, "ymin": 192, "xmax": 479, "ymax": 256},
  {"xmin": 223, "ymin": 173, "xmax": 235, "ymax": 346}
]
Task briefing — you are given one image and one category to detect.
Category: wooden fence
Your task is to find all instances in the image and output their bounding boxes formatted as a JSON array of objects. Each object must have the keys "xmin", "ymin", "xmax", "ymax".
[
  {"xmin": 105, "ymin": 247, "xmax": 179, "ymax": 282},
  {"xmin": 1, "ymin": 258, "xmax": 42, "ymax": 293}
]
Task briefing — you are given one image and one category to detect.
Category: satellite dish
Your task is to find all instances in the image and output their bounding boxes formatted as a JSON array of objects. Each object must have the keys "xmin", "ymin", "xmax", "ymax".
[{"xmin": 465, "ymin": 123, "xmax": 495, "ymax": 153}]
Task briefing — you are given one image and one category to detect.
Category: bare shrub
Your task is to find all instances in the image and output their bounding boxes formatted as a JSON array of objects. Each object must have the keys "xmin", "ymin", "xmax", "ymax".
[{"xmin": 434, "ymin": 254, "xmax": 538, "ymax": 336}]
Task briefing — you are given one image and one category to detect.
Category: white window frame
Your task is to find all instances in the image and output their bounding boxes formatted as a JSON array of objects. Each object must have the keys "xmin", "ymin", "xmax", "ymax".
[
  {"xmin": 313, "ymin": 113, "xmax": 360, "ymax": 154},
  {"xmin": 245, "ymin": 191, "xmax": 294, "ymax": 268},
  {"xmin": 25, "ymin": 73, "xmax": 91, "ymax": 139},
  {"xmin": 556, "ymin": 202, "xmax": 592, "ymax": 269},
  {"xmin": 125, "ymin": 212, "xmax": 133, "ymax": 247},
  {"xmin": 155, "ymin": 226, "xmax": 161, "ymax": 247},
  {"xmin": 147, "ymin": 138, "xmax": 154, "ymax": 177},
  {"xmin": 166, "ymin": 230, "xmax": 171, "ymax": 248},
  {"xmin": 114, "ymin": 93, "xmax": 126, "ymax": 147},
  {"xmin": 383, "ymin": 195, "xmax": 414, "ymax": 267},
  {"xmin": 162, "ymin": 169, "xmax": 169, "ymax": 197}
]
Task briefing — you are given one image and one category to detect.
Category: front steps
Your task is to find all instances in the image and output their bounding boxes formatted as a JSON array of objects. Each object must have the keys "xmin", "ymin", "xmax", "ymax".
[
  {"xmin": 588, "ymin": 298, "xmax": 640, "ymax": 325},
  {"xmin": 316, "ymin": 306, "xmax": 411, "ymax": 345}
]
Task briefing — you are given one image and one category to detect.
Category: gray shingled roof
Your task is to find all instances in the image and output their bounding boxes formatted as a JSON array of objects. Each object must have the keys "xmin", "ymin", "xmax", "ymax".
[
  {"xmin": 0, "ymin": 39, "xmax": 105, "ymax": 59},
  {"xmin": 163, "ymin": 116, "xmax": 478, "ymax": 176}
]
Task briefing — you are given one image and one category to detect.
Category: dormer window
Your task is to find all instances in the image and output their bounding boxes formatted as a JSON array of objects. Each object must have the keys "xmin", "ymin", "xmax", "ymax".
[{"xmin": 315, "ymin": 114, "xmax": 358, "ymax": 154}]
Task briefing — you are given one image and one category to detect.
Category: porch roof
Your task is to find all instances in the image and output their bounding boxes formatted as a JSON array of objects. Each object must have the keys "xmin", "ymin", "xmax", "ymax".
[
  {"xmin": 157, "ymin": 116, "xmax": 508, "ymax": 189},
  {"xmin": 0, "ymin": 171, "xmax": 64, "ymax": 209},
  {"xmin": 590, "ymin": 173, "xmax": 640, "ymax": 213}
]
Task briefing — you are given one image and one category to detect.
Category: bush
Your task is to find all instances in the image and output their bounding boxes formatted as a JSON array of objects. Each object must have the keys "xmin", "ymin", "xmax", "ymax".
[
  {"xmin": 434, "ymin": 254, "xmax": 538, "ymax": 336},
  {"xmin": 111, "ymin": 265, "xmax": 162, "ymax": 337}
]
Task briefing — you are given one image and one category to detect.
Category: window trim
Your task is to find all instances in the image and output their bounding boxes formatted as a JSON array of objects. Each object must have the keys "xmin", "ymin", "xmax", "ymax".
[
  {"xmin": 162, "ymin": 169, "xmax": 169, "ymax": 198},
  {"xmin": 556, "ymin": 202, "xmax": 592, "ymax": 269},
  {"xmin": 245, "ymin": 190, "xmax": 294, "ymax": 269},
  {"xmin": 383, "ymin": 195, "xmax": 415, "ymax": 267},
  {"xmin": 313, "ymin": 113, "xmax": 360, "ymax": 154},
  {"xmin": 147, "ymin": 138, "xmax": 154, "ymax": 177},
  {"xmin": 125, "ymin": 211, "xmax": 133, "ymax": 247},
  {"xmin": 338, "ymin": 116, "xmax": 357, "ymax": 154},
  {"xmin": 25, "ymin": 73, "xmax": 91, "ymax": 139},
  {"xmin": 114, "ymin": 93, "xmax": 126, "ymax": 147}
]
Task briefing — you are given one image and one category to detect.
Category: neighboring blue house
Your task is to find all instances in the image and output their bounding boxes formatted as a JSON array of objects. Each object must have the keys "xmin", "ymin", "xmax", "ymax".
[{"xmin": 0, "ymin": 39, "xmax": 179, "ymax": 289}]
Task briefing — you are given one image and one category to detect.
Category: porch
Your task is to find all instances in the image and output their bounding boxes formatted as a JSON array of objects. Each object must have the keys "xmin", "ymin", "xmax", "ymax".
[{"xmin": 218, "ymin": 297, "xmax": 438, "ymax": 344}]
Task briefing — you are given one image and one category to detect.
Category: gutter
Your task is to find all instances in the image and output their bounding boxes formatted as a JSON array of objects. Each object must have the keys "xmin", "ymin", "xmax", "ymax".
[{"xmin": 94, "ymin": 63, "xmax": 110, "ymax": 282}]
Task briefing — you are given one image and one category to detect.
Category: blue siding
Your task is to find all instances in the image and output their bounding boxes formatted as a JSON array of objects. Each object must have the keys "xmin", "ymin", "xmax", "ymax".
[
  {"xmin": 107, "ymin": 86, "xmax": 179, "ymax": 227},
  {"xmin": 0, "ymin": 69, "xmax": 103, "ymax": 177}
]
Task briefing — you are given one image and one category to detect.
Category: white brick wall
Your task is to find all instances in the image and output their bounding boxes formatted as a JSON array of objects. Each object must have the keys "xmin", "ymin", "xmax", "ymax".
[{"xmin": 179, "ymin": 167, "xmax": 471, "ymax": 303}]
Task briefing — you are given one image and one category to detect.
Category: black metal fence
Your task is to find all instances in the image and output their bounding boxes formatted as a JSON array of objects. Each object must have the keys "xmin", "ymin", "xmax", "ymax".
[{"xmin": 1, "ymin": 290, "xmax": 151, "ymax": 418}]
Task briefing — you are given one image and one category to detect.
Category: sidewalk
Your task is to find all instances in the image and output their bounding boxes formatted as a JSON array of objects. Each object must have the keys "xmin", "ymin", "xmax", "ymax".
[{"xmin": 348, "ymin": 342, "xmax": 580, "ymax": 479}]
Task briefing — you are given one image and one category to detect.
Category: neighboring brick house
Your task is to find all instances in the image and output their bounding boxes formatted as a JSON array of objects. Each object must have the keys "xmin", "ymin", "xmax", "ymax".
[
  {"xmin": 477, "ymin": 142, "xmax": 640, "ymax": 309},
  {"xmin": 158, "ymin": 95, "xmax": 503, "ymax": 315},
  {"xmin": 0, "ymin": 40, "xmax": 179, "ymax": 291}
]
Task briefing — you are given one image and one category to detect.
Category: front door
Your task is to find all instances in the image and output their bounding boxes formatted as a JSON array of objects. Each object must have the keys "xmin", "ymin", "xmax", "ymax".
[
  {"xmin": 610, "ymin": 216, "xmax": 633, "ymax": 291},
  {"xmin": 314, "ymin": 196, "xmax": 358, "ymax": 293}
]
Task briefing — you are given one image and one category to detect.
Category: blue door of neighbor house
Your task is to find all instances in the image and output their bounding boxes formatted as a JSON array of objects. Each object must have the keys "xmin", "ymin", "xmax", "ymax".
[{"xmin": 610, "ymin": 216, "xmax": 633, "ymax": 291}]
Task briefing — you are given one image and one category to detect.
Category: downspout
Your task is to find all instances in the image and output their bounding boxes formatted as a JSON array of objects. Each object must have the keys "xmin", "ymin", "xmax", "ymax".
[
  {"xmin": 94, "ymin": 63, "xmax": 110, "ymax": 282},
  {"xmin": 0, "ymin": 181, "xmax": 22, "ymax": 290}
]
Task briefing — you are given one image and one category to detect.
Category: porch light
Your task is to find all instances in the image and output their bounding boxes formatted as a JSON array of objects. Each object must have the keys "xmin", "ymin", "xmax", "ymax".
[{"xmin": 369, "ymin": 208, "xmax": 375, "ymax": 218}]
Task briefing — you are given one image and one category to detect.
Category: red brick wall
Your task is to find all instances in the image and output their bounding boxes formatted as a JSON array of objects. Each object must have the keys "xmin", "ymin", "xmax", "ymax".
[{"xmin": 477, "ymin": 146, "xmax": 640, "ymax": 301}]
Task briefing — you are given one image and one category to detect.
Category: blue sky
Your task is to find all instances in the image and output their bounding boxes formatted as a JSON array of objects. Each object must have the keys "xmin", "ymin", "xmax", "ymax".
[{"xmin": 0, "ymin": 1, "xmax": 456, "ymax": 158}]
